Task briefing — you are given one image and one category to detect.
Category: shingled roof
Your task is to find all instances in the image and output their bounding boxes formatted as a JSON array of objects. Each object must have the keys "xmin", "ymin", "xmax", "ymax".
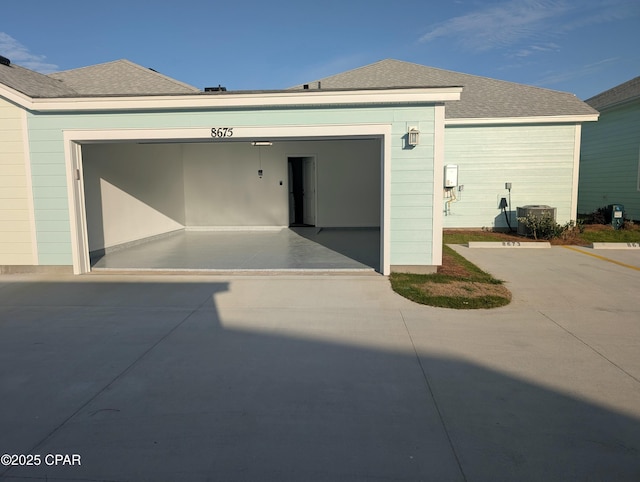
[
  {"xmin": 47, "ymin": 59, "xmax": 200, "ymax": 96},
  {"xmin": 291, "ymin": 59, "xmax": 598, "ymax": 120},
  {"xmin": 0, "ymin": 61, "xmax": 77, "ymax": 98},
  {"xmin": 585, "ymin": 76, "xmax": 640, "ymax": 111},
  {"xmin": 0, "ymin": 58, "xmax": 199, "ymax": 98}
]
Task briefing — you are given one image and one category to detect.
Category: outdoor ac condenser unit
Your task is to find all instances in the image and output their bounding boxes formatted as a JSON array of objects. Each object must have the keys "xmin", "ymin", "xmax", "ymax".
[{"xmin": 516, "ymin": 205, "xmax": 557, "ymax": 236}]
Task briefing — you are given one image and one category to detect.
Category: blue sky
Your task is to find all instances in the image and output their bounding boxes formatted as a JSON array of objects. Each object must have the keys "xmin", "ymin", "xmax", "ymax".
[{"xmin": 2, "ymin": 0, "xmax": 639, "ymax": 99}]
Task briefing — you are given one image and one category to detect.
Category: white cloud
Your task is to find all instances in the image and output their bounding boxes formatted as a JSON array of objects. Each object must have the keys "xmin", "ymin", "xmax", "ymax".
[
  {"xmin": 534, "ymin": 57, "xmax": 620, "ymax": 86},
  {"xmin": 511, "ymin": 42, "xmax": 561, "ymax": 58},
  {"xmin": 419, "ymin": 0, "xmax": 569, "ymax": 51},
  {"xmin": 0, "ymin": 32, "xmax": 58, "ymax": 72},
  {"xmin": 419, "ymin": 0, "xmax": 639, "ymax": 52}
]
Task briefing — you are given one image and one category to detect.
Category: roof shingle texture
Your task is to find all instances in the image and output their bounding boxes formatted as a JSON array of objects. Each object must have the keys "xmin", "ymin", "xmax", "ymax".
[
  {"xmin": 292, "ymin": 59, "xmax": 597, "ymax": 119},
  {"xmin": 47, "ymin": 59, "xmax": 200, "ymax": 95},
  {"xmin": 0, "ymin": 62, "xmax": 77, "ymax": 97},
  {"xmin": 0, "ymin": 59, "xmax": 199, "ymax": 98},
  {"xmin": 585, "ymin": 76, "xmax": 640, "ymax": 111}
]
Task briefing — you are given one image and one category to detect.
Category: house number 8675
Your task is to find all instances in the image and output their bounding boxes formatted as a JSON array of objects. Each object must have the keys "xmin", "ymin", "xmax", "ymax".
[{"xmin": 211, "ymin": 127, "xmax": 233, "ymax": 138}]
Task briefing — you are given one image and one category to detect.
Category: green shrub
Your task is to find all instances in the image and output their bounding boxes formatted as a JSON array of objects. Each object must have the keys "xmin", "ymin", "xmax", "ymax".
[
  {"xmin": 517, "ymin": 212, "xmax": 558, "ymax": 239},
  {"xmin": 517, "ymin": 213, "xmax": 583, "ymax": 240}
]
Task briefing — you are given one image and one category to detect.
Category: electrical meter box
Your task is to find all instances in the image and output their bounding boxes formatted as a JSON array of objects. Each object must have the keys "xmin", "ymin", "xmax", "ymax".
[
  {"xmin": 444, "ymin": 164, "xmax": 458, "ymax": 187},
  {"xmin": 606, "ymin": 204, "xmax": 625, "ymax": 230}
]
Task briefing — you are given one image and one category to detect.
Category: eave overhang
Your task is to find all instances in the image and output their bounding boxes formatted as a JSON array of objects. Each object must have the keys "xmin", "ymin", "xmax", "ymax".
[
  {"xmin": 0, "ymin": 85, "xmax": 463, "ymax": 112},
  {"xmin": 445, "ymin": 114, "xmax": 599, "ymax": 126}
]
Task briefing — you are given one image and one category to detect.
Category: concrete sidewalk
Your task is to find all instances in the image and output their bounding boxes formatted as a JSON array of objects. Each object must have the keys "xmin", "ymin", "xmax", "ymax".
[{"xmin": 1, "ymin": 247, "xmax": 639, "ymax": 481}]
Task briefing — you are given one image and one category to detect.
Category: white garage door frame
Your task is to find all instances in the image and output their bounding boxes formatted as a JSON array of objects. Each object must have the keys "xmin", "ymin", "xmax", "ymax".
[{"xmin": 64, "ymin": 124, "xmax": 392, "ymax": 275}]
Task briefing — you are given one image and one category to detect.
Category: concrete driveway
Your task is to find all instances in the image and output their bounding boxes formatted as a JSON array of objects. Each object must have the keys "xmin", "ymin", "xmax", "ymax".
[{"xmin": 1, "ymin": 246, "xmax": 639, "ymax": 481}]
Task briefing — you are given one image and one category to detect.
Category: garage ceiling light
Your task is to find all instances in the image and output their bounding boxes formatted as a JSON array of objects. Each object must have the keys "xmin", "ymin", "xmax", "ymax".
[{"xmin": 251, "ymin": 141, "xmax": 273, "ymax": 146}]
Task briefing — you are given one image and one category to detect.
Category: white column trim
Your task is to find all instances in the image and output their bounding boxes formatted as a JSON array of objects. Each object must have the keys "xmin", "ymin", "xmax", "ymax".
[
  {"xmin": 571, "ymin": 124, "xmax": 582, "ymax": 221},
  {"xmin": 20, "ymin": 110, "xmax": 38, "ymax": 264},
  {"xmin": 432, "ymin": 105, "xmax": 446, "ymax": 266}
]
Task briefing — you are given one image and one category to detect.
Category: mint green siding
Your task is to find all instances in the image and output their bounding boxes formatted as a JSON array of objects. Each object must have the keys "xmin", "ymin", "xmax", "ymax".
[
  {"xmin": 27, "ymin": 105, "xmax": 437, "ymax": 267},
  {"xmin": 390, "ymin": 114, "xmax": 435, "ymax": 264},
  {"xmin": 444, "ymin": 124, "xmax": 578, "ymax": 229},
  {"xmin": 579, "ymin": 101, "xmax": 640, "ymax": 220}
]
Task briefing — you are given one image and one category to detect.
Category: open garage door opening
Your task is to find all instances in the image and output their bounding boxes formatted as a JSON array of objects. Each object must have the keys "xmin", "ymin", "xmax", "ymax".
[{"xmin": 78, "ymin": 137, "xmax": 382, "ymax": 273}]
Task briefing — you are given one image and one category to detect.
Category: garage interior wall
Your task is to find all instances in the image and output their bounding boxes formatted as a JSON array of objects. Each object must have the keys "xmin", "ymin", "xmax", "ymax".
[
  {"xmin": 82, "ymin": 144, "xmax": 185, "ymax": 252},
  {"xmin": 82, "ymin": 139, "xmax": 381, "ymax": 253}
]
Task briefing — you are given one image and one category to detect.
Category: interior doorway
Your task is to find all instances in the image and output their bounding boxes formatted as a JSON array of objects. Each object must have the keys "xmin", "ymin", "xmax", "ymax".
[{"xmin": 288, "ymin": 156, "xmax": 316, "ymax": 226}]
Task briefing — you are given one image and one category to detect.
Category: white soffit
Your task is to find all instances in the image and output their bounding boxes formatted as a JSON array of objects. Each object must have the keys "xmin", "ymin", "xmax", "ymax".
[
  {"xmin": 8, "ymin": 87, "xmax": 463, "ymax": 112},
  {"xmin": 445, "ymin": 114, "xmax": 599, "ymax": 125}
]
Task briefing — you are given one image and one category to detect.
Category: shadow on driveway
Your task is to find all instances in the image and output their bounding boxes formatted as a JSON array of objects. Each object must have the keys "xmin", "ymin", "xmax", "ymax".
[{"xmin": 0, "ymin": 277, "xmax": 639, "ymax": 481}]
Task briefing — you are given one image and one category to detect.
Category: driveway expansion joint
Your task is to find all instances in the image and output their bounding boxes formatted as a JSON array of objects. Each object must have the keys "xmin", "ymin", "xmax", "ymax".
[
  {"xmin": 21, "ymin": 299, "xmax": 209, "ymax": 458},
  {"xmin": 399, "ymin": 310, "xmax": 468, "ymax": 482},
  {"xmin": 540, "ymin": 311, "xmax": 640, "ymax": 386}
]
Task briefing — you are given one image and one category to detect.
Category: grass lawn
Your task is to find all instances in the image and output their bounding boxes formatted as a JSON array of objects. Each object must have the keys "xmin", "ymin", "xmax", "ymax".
[
  {"xmin": 443, "ymin": 223, "xmax": 640, "ymax": 245},
  {"xmin": 390, "ymin": 245, "xmax": 511, "ymax": 309},
  {"xmin": 391, "ymin": 223, "xmax": 639, "ymax": 310},
  {"xmin": 578, "ymin": 224, "xmax": 640, "ymax": 243}
]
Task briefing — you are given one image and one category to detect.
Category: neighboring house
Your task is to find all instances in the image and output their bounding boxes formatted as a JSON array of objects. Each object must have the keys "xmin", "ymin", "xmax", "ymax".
[
  {"xmin": 0, "ymin": 57, "xmax": 597, "ymax": 275},
  {"xmin": 579, "ymin": 76, "xmax": 640, "ymax": 221}
]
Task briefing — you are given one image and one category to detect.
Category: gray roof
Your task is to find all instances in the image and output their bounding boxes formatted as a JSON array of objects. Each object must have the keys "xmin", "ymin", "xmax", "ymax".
[
  {"xmin": 291, "ymin": 59, "xmax": 598, "ymax": 119},
  {"xmin": 47, "ymin": 59, "xmax": 200, "ymax": 95},
  {"xmin": 0, "ymin": 62, "xmax": 77, "ymax": 97},
  {"xmin": 0, "ymin": 58, "xmax": 200, "ymax": 98},
  {"xmin": 585, "ymin": 76, "xmax": 640, "ymax": 111}
]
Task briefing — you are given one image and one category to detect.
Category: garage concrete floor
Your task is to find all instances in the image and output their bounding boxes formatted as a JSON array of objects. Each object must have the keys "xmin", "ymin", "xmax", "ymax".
[{"xmin": 90, "ymin": 227, "xmax": 380, "ymax": 272}]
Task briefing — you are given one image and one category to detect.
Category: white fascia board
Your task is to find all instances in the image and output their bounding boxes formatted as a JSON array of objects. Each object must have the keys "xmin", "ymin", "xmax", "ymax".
[
  {"xmin": 27, "ymin": 87, "xmax": 462, "ymax": 112},
  {"xmin": 0, "ymin": 84, "xmax": 34, "ymax": 109},
  {"xmin": 445, "ymin": 114, "xmax": 599, "ymax": 125}
]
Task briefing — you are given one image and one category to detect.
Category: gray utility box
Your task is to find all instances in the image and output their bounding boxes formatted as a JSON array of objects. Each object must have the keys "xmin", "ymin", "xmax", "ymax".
[
  {"xmin": 605, "ymin": 204, "xmax": 625, "ymax": 230},
  {"xmin": 517, "ymin": 205, "xmax": 557, "ymax": 236}
]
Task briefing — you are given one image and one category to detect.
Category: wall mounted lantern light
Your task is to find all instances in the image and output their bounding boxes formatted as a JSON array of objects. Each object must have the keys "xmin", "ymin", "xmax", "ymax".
[{"xmin": 408, "ymin": 127, "xmax": 419, "ymax": 146}]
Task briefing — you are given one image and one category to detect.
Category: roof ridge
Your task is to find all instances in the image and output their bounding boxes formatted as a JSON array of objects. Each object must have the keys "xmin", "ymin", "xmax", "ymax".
[
  {"xmin": 48, "ymin": 58, "xmax": 125, "ymax": 75},
  {"xmin": 295, "ymin": 58, "xmax": 595, "ymax": 119},
  {"xmin": 391, "ymin": 59, "xmax": 580, "ymax": 97},
  {"xmin": 586, "ymin": 75, "xmax": 640, "ymax": 105},
  {"xmin": 49, "ymin": 59, "xmax": 199, "ymax": 92},
  {"xmin": 288, "ymin": 58, "xmax": 390, "ymax": 87},
  {"xmin": 314, "ymin": 58, "xmax": 578, "ymax": 97},
  {"xmin": 115, "ymin": 59, "xmax": 200, "ymax": 92}
]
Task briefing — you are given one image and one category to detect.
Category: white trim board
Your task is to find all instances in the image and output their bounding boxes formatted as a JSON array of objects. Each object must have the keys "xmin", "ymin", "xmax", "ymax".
[
  {"xmin": 445, "ymin": 114, "xmax": 598, "ymax": 125},
  {"xmin": 2, "ymin": 84, "xmax": 462, "ymax": 112},
  {"xmin": 20, "ymin": 108, "xmax": 38, "ymax": 264},
  {"xmin": 432, "ymin": 104, "xmax": 446, "ymax": 266}
]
